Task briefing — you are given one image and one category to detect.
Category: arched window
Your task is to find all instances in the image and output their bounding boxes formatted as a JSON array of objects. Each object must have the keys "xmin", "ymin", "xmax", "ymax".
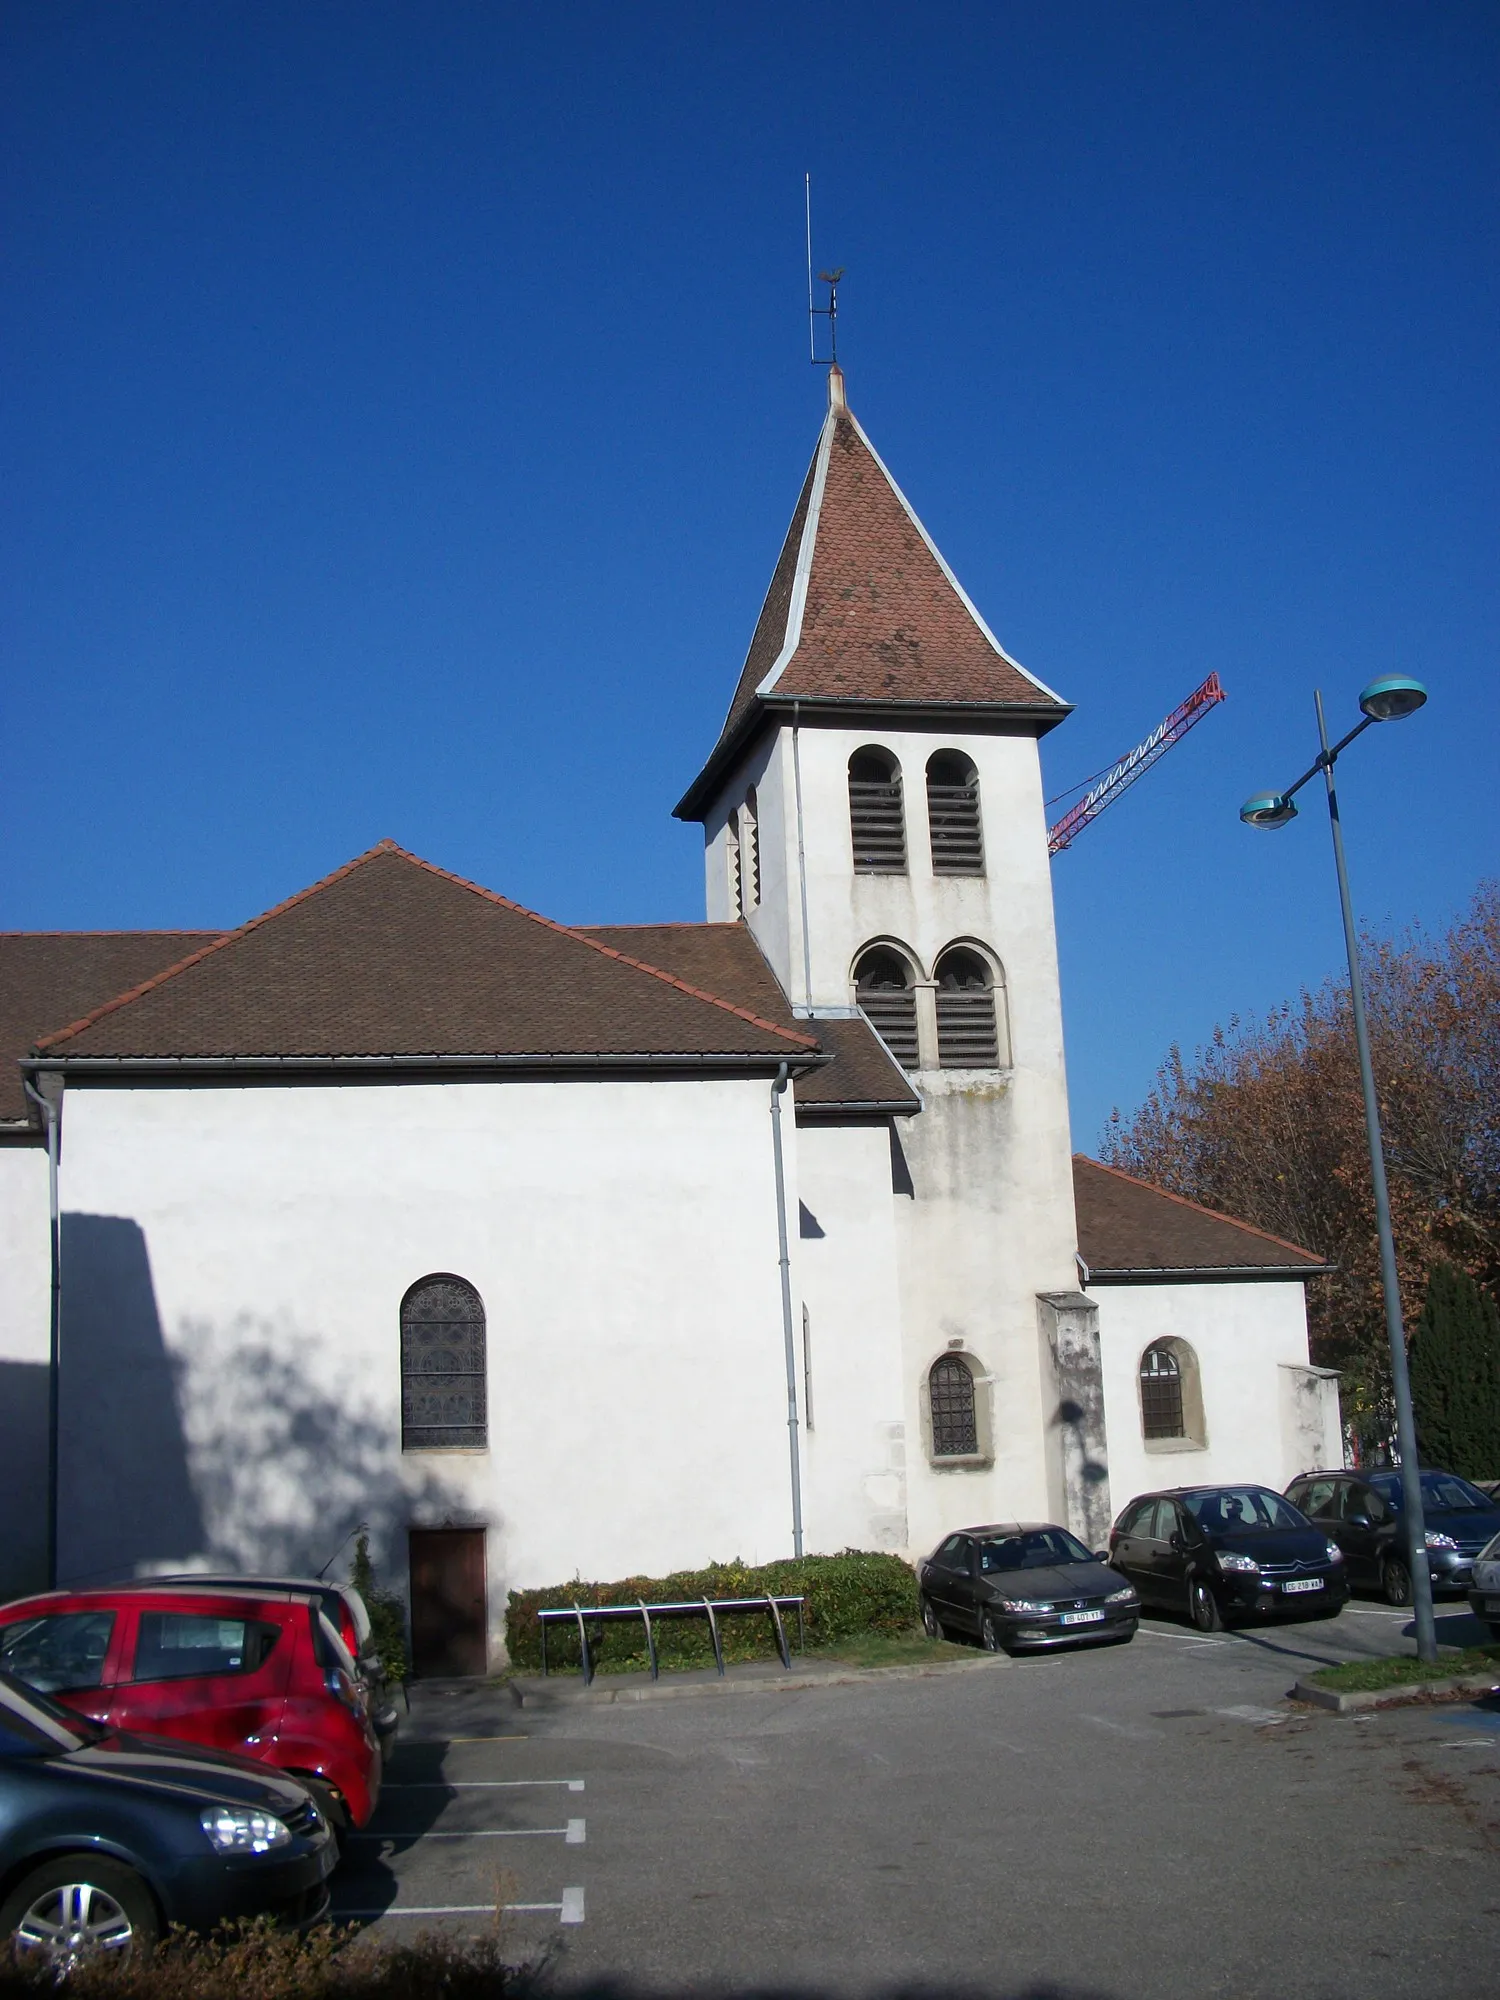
[
  {"xmin": 401, "ymin": 1276, "xmax": 487, "ymax": 1450},
  {"xmin": 855, "ymin": 945, "xmax": 919, "ymax": 1068},
  {"xmin": 933, "ymin": 947, "xmax": 1000, "ymax": 1068},
  {"xmin": 743, "ymin": 788, "xmax": 760, "ymax": 908},
  {"xmin": 929, "ymin": 1355, "xmax": 978, "ymax": 1457},
  {"xmin": 726, "ymin": 810, "xmax": 743, "ymax": 918},
  {"xmin": 926, "ymin": 750, "xmax": 984, "ymax": 875},
  {"xmin": 848, "ymin": 747, "xmax": 907, "ymax": 874},
  {"xmin": 1139, "ymin": 1346, "xmax": 1183, "ymax": 1439}
]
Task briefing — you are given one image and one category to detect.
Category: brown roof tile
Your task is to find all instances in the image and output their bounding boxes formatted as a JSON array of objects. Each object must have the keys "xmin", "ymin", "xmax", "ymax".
[
  {"xmin": 0, "ymin": 932, "xmax": 223, "ymax": 1132},
  {"xmin": 678, "ymin": 372, "xmax": 1068, "ymax": 819},
  {"xmin": 1072, "ymin": 1155, "xmax": 1331, "ymax": 1280},
  {"xmin": 38, "ymin": 845, "xmax": 818, "ymax": 1067}
]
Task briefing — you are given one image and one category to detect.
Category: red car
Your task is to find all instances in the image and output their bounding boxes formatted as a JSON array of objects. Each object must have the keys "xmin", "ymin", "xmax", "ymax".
[{"xmin": 0, "ymin": 1586, "xmax": 380, "ymax": 1834}]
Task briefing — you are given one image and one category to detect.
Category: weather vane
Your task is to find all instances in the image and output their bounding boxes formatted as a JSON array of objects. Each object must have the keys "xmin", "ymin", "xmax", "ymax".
[{"xmin": 805, "ymin": 174, "xmax": 844, "ymax": 367}]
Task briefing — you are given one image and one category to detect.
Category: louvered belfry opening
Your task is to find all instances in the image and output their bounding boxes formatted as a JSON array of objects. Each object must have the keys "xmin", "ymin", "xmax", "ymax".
[
  {"xmin": 926, "ymin": 750, "xmax": 984, "ymax": 874},
  {"xmin": 929, "ymin": 1355, "xmax": 979, "ymax": 1457},
  {"xmin": 934, "ymin": 947, "xmax": 1000, "ymax": 1068},
  {"xmin": 743, "ymin": 787, "xmax": 761, "ymax": 906},
  {"xmin": 1140, "ymin": 1345, "xmax": 1185, "ymax": 1440},
  {"xmin": 848, "ymin": 747, "xmax": 907, "ymax": 874},
  {"xmin": 727, "ymin": 811, "xmax": 743, "ymax": 918},
  {"xmin": 401, "ymin": 1276, "xmax": 487, "ymax": 1450},
  {"xmin": 855, "ymin": 945, "xmax": 919, "ymax": 1068}
]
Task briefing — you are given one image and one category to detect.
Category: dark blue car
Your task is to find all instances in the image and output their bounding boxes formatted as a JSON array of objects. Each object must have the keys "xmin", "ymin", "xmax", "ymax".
[
  {"xmin": 0, "ymin": 1671, "xmax": 334, "ymax": 1976},
  {"xmin": 1287, "ymin": 1468, "xmax": 1500, "ymax": 1604}
]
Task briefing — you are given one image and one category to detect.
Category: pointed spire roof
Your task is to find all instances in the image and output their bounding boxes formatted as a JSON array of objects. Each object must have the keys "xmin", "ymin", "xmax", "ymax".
[{"xmin": 675, "ymin": 367, "xmax": 1069, "ymax": 819}]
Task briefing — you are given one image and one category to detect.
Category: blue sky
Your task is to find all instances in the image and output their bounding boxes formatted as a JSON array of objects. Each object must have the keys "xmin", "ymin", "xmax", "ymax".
[{"xmin": 4, "ymin": 3, "xmax": 1496, "ymax": 1147}]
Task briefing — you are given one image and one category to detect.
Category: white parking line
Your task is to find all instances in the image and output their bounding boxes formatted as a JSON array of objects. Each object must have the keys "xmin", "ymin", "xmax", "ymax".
[
  {"xmin": 565, "ymin": 1817, "xmax": 585, "ymax": 1844},
  {"xmin": 350, "ymin": 1825, "xmax": 581, "ymax": 1842},
  {"xmin": 384, "ymin": 1779, "xmax": 584, "ymax": 1791},
  {"xmin": 337, "ymin": 1892, "xmax": 584, "ymax": 1923}
]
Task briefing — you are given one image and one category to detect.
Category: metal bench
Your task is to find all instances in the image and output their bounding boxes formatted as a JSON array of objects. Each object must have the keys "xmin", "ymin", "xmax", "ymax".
[{"xmin": 536, "ymin": 1594, "xmax": 806, "ymax": 1686}]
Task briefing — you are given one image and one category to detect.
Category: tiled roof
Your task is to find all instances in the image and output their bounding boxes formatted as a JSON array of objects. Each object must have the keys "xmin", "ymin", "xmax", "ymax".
[
  {"xmin": 35, "ymin": 845, "xmax": 819, "ymax": 1067},
  {"xmin": 676, "ymin": 369, "xmax": 1069, "ymax": 819},
  {"xmin": 1072, "ymin": 1155, "xmax": 1331, "ymax": 1281},
  {"xmin": 579, "ymin": 923, "xmax": 917, "ymax": 1113},
  {"xmin": 0, "ymin": 931, "xmax": 223, "ymax": 1133}
]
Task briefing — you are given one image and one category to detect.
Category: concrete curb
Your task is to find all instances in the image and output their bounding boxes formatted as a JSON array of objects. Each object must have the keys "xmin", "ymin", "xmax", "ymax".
[
  {"xmin": 1291, "ymin": 1669, "xmax": 1500, "ymax": 1714},
  {"xmin": 508, "ymin": 1655, "xmax": 1010, "ymax": 1707}
]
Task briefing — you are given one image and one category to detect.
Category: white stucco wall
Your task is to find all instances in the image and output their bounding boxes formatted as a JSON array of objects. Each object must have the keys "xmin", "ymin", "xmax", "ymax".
[
  {"xmin": 46, "ymin": 1077, "xmax": 814, "ymax": 1664},
  {"xmin": 1094, "ymin": 1280, "xmax": 1340, "ymax": 1523},
  {"xmin": 0, "ymin": 1146, "xmax": 51, "ymax": 1597}
]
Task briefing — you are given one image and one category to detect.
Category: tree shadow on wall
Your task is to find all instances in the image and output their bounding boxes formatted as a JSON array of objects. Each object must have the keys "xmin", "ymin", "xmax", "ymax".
[
  {"xmin": 175, "ymin": 1316, "xmax": 463, "ymax": 1591},
  {"xmin": 58, "ymin": 1213, "xmax": 206, "ymax": 1587}
]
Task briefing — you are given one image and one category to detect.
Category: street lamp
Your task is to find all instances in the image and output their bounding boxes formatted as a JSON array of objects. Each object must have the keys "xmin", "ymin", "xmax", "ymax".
[{"xmin": 1240, "ymin": 675, "xmax": 1437, "ymax": 1663}]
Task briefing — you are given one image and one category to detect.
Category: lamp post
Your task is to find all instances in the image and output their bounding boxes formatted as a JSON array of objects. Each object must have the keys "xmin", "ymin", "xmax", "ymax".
[{"xmin": 1240, "ymin": 674, "xmax": 1436, "ymax": 1664}]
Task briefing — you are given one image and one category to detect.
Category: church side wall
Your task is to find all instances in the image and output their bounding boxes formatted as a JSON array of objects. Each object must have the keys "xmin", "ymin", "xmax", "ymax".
[
  {"xmin": 48, "ymin": 1078, "xmax": 811, "ymax": 1666},
  {"xmin": 1095, "ymin": 1280, "xmax": 1327, "ymax": 1511},
  {"xmin": 0, "ymin": 1147, "xmax": 51, "ymax": 1598}
]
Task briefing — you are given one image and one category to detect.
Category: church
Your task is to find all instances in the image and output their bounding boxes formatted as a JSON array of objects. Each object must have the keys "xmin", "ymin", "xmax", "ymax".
[{"xmin": 0, "ymin": 366, "xmax": 1341, "ymax": 1672}]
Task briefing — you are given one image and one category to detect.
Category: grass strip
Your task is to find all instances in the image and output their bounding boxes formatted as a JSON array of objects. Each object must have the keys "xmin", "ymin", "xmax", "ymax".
[{"xmin": 1309, "ymin": 1643, "xmax": 1500, "ymax": 1694}]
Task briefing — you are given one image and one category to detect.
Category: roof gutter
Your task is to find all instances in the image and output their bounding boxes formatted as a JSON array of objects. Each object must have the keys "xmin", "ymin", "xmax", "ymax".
[
  {"xmin": 22, "ymin": 1050, "xmax": 831, "ymax": 1081},
  {"xmin": 795, "ymin": 1098, "xmax": 921, "ymax": 1118},
  {"xmin": 1081, "ymin": 1263, "xmax": 1336, "ymax": 1286}
]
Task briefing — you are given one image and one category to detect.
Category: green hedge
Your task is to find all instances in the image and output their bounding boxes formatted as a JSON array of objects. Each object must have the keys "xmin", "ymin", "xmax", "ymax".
[{"xmin": 505, "ymin": 1550, "xmax": 918, "ymax": 1674}]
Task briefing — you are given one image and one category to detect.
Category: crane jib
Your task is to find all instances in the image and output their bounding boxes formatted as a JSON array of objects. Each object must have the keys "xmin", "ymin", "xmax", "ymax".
[{"xmin": 1047, "ymin": 673, "xmax": 1227, "ymax": 855}]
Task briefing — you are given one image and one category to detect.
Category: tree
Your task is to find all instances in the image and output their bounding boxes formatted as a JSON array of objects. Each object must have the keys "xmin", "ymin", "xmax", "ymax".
[
  {"xmin": 1409, "ymin": 1261, "xmax": 1500, "ymax": 1479},
  {"xmin": 1102, "ymin": 881, "xmax": 1500, "ymax": 1451}
]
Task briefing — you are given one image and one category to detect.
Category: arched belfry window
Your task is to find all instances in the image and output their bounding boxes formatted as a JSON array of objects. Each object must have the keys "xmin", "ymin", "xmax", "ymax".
[
  {"xmin": 929, "ymin": 1355, "xmax": 979, "ymax": 1457},
  {"xmin": 726, "ymin": 811, "xmax": 743, "ymax": 918},
  {"xmin": 855, "ymin": 945, "xmax": 919, "ymax": 1068},
  {"xmin": 848, "ymin": 747, "xmax": 907, "ymax": 874},
  {"xmin": 926, "ymin": 751, "xmax": 984, "ymax": 875},
  {"xmin": 743, "ymin": 788, "xmax": 761, "ymax": 908},
  {"xmin": 933, "ymin": 947, "xmax": 1000, "ymax": 1068},
  {"xmin": 401, "ymin": 1276, "xmax": 487, "ymax": 1451}
]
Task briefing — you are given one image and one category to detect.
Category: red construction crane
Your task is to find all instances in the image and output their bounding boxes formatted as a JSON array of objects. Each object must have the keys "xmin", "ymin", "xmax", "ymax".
[{"xmin": 1046, "ymin": 672, "xmax": 1227, "ymax": 855}]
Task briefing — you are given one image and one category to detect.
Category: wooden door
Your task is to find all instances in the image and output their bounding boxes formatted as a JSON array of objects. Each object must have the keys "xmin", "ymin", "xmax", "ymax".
[{"xmin": 408, "ymin": 1528, "xmax": 488, "ymax": 1677}]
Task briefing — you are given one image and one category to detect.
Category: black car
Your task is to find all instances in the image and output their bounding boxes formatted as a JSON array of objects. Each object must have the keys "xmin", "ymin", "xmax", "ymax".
[
  {"xmin": 0, "ymin": 1671, "xmax": 334, "ymax": 1976},
  {"xmin": 917, "ymin": 1523, "xmax": 1139, "ymax": 1655},
  {"xmin": 1110, "ymin": 1485, "xmax": 1349, "ymax": 1631},
  {"xmin": 1286, "ymin": 1468, "xmax": 1500, "ymax": 1604}
]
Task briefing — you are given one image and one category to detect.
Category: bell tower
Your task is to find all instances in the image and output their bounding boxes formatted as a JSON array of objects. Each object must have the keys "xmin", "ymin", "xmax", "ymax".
[{"xmin": 674, "ymin": 367, "xmax": 1108, "ymax": 1555}]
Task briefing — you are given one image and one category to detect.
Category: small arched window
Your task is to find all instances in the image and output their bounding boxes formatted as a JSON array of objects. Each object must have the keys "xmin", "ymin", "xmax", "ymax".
[
  {"xmin": 926, "ymin": 751, "xmax": 984, "ymax": 875},
  {"xmin": 1140, "ymin": 1345, "xmax": 1184, "ymax": 1441},
  {"xmin": 855, "ymin": 945, "xmax": 919, "ymax": 1068},
  {"xmin": 743, "ymin": 788, "xmax": 760, "ymax": 908},
  {"xmin": 933, "ymin": 947, "xmax": 1000, "ymax": 1068},
  {"xmin": 929, "ymin": 1355, "xmax": 979, "ymax": 1457},
  {"xmin": 848, "ymin": 747, "xmax": 907, "ymax": 874},
  {"xmin": 401, "ymin": 1276, "xmax": 487, "ymax": 1451}
]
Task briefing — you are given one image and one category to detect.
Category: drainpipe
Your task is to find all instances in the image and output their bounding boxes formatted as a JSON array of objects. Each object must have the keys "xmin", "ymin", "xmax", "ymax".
[
  {"xmin": 23, "ymin": 1072, "xmax": 63, "ymax": 1590},
  {"xmin": 769, "ymin": 1063, "xmax": 805, "ymax": 1557}
]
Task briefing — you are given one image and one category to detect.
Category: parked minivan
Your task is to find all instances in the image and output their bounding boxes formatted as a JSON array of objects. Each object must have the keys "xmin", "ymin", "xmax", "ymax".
[{"xmin": 0, "ymin": 1585, "xmax": 380, "ymax": 1834}]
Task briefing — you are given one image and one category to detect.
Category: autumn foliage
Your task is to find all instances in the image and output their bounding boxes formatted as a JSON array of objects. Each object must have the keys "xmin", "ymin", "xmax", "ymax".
[{"xmin": 1101, "ymin": 882, "xmax": 1500, "ymax": 1450}]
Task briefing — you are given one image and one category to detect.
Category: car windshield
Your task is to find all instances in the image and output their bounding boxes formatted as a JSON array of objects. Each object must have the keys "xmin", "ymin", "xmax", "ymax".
[
  {"xmin": 978, "ymin": 1529, "xmax": 1094, "ymax": 1573},
  {"xmin": 1366, "ymin": 1472, "xmax": 1493, "ymax": 1513},
  {"xmin": 0, "ymin": 1670, "xmax": 105, "ymax": 1755},
  {"xmin": 1181, "ymin": 1488, "xmax": 1306, "ymax": 1534}
]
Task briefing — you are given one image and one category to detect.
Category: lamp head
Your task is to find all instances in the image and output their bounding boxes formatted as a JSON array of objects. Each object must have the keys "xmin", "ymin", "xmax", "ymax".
[
  {"xmin": 1359, "ymin": 674, "xmax": 1427, "ymax": 723},
  {"xmin": 1240, "ymin": 792, "xmax": 1298, "ymax": 830}
]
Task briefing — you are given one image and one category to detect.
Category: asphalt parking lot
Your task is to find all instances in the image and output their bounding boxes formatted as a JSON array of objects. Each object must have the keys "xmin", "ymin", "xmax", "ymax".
[{"xmin": 345, "ymin": 1596, "xmax": 1500, "ymax": 1999}]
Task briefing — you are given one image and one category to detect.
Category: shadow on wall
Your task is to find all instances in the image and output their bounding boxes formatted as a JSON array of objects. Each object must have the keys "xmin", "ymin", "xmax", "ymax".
[
  {"xmin": 58, "ymin": 1214, "xmax": 205, "ymax": 1588},
  {"xmin": 0, "ymin": 1361, "xmax": 49, "ymax": 1598},
  {"xmin": 175, "ymin": 1319, "xmax": 461, "ymax": 1591},
  {"xmin": 58, "ymin": 1213, "xmax": 461, "ymax": 1595}
]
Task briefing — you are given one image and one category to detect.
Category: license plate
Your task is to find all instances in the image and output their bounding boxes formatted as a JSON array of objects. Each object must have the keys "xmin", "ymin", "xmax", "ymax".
[
  {"xmin": 1060, "ymin": 1608, "xmax": 1106, "ymax": 1625},
  {"xmin": 1282, "ymin": 1578, "xmax": 1323, "ymax": 1594},
  {"xmin": 1485, "ymin": 1599, "xmax": 1500, "ymax": 1616}
]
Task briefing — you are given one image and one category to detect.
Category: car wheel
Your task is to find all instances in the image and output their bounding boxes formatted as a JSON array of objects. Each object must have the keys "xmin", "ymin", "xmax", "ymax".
[
  {"xmin": 1, "ymin": 1856, "xmax": 158, "ymax": 1976},
  {"xmin": 980, "ymin": 1613, "xmax": 1009, "ymax": 1655},
  {"xmin": 1188, "ymin": 1576, "xmax": 1223, "ymax": 1633},
  {"xmin": 920, "ymin": 1595, "xmax": 942, "ymax": 1641},
  {"xmin": 1382, "ymin": 1557, "xmax": 1413, "ymax": 1607},
  {"xmin": 295, "ymin": 1777, "xmax": 348, "ymax": 1855}
]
